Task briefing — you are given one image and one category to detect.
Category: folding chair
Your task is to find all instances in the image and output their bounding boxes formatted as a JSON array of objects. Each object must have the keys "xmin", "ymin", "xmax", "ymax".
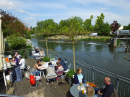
[{"xmin": 45, "ymin": 74, "xmax": 57, "ymax": 88}]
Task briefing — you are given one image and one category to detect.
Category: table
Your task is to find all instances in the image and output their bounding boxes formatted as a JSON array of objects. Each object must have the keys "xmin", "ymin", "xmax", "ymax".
[
  {"xmin": 39, "ymin": 60, "xmax": 58, "ymax": 70},
  {"xmin": 70, "ymin": 84, "xmax": 88, "ymax": 97},
  {"xmin": 3, "ymin": 63, "xmax": 15, "ymax": 70}
]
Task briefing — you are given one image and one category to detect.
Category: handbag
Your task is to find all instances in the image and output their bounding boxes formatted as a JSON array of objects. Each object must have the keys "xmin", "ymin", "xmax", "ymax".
[
  {"xmin": 29, "ymin": 74, "xmax": 36, "ymax": 85},
  {"xmin": 25, "ymin": 71, "xmax": 30, "ymax": 79}
]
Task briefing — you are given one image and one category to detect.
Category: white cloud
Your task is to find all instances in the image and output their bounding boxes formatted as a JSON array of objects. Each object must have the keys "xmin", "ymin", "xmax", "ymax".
[
  {"xmin": 25, "ymin": 17, "xmax": 35, "ymax": 20},
  {"xmin": 0, "ymin": 0, "xmax": 16, "ymax": 9},
  {"xmin": 101, "ymin": 7, "xmax": 107, "ymax": 10},
  {"xmin": 0, "ymin": 0, "xmax": 22, "ymax": 10},
  {"xmin": 17, "ymin": 9, "xmax": 35, "ymax": 16}
]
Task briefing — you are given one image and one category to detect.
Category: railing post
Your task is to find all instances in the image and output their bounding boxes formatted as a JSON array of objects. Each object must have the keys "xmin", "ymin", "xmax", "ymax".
[
  {"xmin": 49, "ymin": 52, "xmax": 51, "ymax": 58},
  {"xmin": 92, "ymin": 67, "xmax": 95, "ymax": 83},
  {"xmin": 76, "ymin": 62, "xmax": 78, "ymax": 69},
  {"xmin": 116, "ymin": 76, "xmax": 119, "ymax": 92}
]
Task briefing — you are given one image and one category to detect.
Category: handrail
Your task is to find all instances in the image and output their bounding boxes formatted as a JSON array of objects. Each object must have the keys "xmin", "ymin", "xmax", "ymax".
[
  {"xmin": 49, "ymin": 50, "xmax": 130, "ymax": 82},
  {"xmin": 0, "ymin": 94, "xmax": 23, "ymax": 97}
]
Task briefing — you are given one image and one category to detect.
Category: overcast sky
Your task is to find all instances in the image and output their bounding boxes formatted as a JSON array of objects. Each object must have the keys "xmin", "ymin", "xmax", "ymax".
[{"xmin": 1, "ymin": 0, "xmax": 130, "ymax": 27}]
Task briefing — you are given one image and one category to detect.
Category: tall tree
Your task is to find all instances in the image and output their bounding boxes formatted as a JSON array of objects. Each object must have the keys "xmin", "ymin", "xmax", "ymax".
[
  {"xmin": 0, "ymin": 9, "xmax": 27, "ymax": 37},
  {"xmin": 62, "ymin": 17, "xmax": 84, "ymax": 71},
  {"xmin": 111, "ymin": 21, "xmax": 120, "ymax": 32},
  {"xmin": 94, "ymin": 13, "xmax": 111, "ymax": 36},
  {"xmin": 83, "ymin": 15, "xmax": 93, "ymax": 32}
]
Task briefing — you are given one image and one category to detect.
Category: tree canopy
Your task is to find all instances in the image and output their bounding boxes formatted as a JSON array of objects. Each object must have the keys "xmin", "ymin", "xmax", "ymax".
[{"xmin": 0, "ymin": 9, "xmax": 28, "ymax": 37}]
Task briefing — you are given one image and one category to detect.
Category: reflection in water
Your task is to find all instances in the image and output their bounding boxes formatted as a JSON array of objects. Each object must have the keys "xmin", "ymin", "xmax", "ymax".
[{"xmin": 31, "ymin": 37, "xmax": 130, "ymax": 78}]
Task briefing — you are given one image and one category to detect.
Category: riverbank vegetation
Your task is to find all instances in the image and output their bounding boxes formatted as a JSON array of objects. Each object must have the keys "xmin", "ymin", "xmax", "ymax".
[{"xmin": 36, "ymin": 13, "xmax": 112, "ymax": 37}]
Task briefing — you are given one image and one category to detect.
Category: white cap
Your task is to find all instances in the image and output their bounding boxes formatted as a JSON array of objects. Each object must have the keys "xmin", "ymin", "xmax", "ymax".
[{"xmin": 8, "ymin": 55, "xmax": 12, "ymax": 58}]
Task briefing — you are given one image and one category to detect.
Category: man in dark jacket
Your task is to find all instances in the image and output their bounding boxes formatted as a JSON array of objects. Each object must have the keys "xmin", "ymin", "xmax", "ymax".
[
  {"xmin": 95, "ymin": 77, "xmax": 114, "ymax": 97},
  {"xmin": 58, "ymin": 58, "xmax": 68, "ymax": 71}
]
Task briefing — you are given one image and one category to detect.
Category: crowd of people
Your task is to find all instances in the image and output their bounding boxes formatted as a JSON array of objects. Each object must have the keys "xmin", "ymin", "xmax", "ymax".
[
  {"xmin": 32, "ymin": 58, "xmax": 68, "ymax": 84},
  {"xmin": 6, "ymin": 52, "xmax": 25, "ymax": 70}
]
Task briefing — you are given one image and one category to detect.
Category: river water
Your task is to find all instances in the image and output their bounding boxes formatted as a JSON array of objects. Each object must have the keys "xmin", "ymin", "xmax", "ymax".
[{"xmin": 31, "ymin": 37, "xmax": 130, "ymax": 79}]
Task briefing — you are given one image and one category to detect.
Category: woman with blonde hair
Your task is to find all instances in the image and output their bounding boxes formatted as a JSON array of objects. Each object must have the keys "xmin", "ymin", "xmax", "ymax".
[
  {"xmin": 39, "ymin": 49, "xmax": 45, "ymax": 58},
  {"xmin": 86, "ymin": 86, "xmax": 97, "ymax": 97},
  {"xmin": 74, "ymin": 68, "xmax": 85, "ymax": 84}
]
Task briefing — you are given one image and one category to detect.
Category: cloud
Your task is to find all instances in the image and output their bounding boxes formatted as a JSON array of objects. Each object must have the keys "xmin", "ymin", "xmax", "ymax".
[
  {"xmin": 25, "ymin": 17, "xmax": 35, "ymax": 20},
  {"xmin": 17, "ymin": 9, "xmax": 35, "ymax": 16},
  {"xmin": 101, "ymin": 7, "xmax": 107, "ymax": 10},
  {"xmin": 0, "ymin": 0, "xmax": 17, "ymax": 9}
]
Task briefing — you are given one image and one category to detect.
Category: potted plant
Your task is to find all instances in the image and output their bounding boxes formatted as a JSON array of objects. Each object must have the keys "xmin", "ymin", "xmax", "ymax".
[
  {"xmin": 42, "ymin": 56, "xmax": 51, "ymax": 62},
  {"xmin": 66, "ymin": 69, "xmax": 75, "ymax": 86}
]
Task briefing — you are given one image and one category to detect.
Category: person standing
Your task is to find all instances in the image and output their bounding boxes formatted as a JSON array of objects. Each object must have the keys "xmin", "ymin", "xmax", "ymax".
[{"xmin": 19, "ymin": 56, "xmax": 25, "ymax": 70}]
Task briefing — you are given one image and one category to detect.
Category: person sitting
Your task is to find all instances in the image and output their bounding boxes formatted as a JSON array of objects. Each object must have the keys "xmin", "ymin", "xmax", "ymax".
[
  {"xmin": 5, "ymin": 57, "xmax": 9, "ymax": 62},
  {"xmin": 19, "ymin": 56, "xmax": 25, "ymax": 70},
  {"xmin": 86, "ymin": 86, "xmax": 97, "ymax": 97},
  {"xmin": 15, "ymin": 52, "xmax": 21, "ymax": 59},
  {"xmin": 12, "ymin": 56, "xmax": 19, "ymax": 66},
  {"xmin": 39, "ymin": 49, "xmax": 44, "ymax": 58},
  {"xmin": 74, "ymin": 68, "xmax": 85, "ymax": 84},
  {"xmin": 32, "ymin": 60, "xmax": 45, "ymax": 76},
  {"xmin": 94, "ymin": 77, "xmax": 114, "ymax": 97},
  {"xmin": 46, "ymin": 62, "xmax": 56, "ymax": 84},
  {"xmin": 35, "ymin": 47, "xmax": 39, "ymax": 53},
  {"xmin": 58, "ymin": 58, "xmax": 68, "ymax": 71},
  {"xmin": 56, "ymin": 62, "xmax": 64, "ymax": 80}
]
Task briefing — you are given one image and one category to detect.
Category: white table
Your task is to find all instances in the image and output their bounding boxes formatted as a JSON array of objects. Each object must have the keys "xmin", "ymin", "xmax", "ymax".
[{"xmin": 39, "ymin": 60, "xmax": 58, "ymax": 70}]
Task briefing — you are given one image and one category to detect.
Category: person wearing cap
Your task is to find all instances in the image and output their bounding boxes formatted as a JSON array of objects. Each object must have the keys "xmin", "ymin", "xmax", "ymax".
[{"xmin": 19, "ymin": 56, "xmax": 25, "ymax": 69}]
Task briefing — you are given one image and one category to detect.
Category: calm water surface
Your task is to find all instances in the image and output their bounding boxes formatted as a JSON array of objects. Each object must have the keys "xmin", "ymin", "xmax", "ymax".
[{"xmin": 31, "ymin": 37, "xmax": 130, "ymax": 78}]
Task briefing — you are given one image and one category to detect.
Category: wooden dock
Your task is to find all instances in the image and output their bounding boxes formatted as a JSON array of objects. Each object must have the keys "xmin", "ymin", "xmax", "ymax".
[{"xmin": 11, "ymin": 58, "xmax": 72, "ymax": 97}]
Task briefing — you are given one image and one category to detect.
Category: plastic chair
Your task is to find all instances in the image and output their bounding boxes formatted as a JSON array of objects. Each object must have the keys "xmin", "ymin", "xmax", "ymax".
[
  {"xmin": 35, "ymin": 70, "xmax": 42, "ymax": 88},
  {"xmin": 64, "ymin": 63, "xmax": 71, "ymax": 73},
  {"xmin": 45, "ymin": 74, "xmax": 57, "ymax": 88}
]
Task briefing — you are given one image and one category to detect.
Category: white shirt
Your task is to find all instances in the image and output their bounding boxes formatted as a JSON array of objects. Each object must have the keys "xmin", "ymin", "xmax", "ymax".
[
  {"xmin": 15, "ymin": 55, "xmax": 21, "ymax": 59},
  {"xmin": 19, "ymin": 58, "xmax": 25, "ymax": 68}
]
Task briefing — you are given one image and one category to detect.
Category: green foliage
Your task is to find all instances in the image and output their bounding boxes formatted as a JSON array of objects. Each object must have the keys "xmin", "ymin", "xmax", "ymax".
[
  {"xmin": 6, "ymin": 34, "xmax": 27, "ymax": 49},
  {"xmin": 66, "ymin": 69, "xmax": 75, "ymax": 78},
  {"xmin": 18, "ymin": 49, "xmax": 29, "ymax": 58},
  {"xmin": 42, "ymin": 56, "xmax": 51, "ymax": 62},
  {"xmin": 123, "ymin": 23, "xmax": 130, "ymax": 30},
  {"xmin": 83, "ymin": 15, "xmax": 93, "ymax": 32},
  {"xmin": 94, "ymin": 13, "xmax": 111, "ymax": 36}
]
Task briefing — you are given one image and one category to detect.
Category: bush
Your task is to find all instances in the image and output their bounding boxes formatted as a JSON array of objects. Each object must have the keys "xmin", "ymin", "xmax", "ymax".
[
  {"xmin": 18, "ymin": 49, "xmax": 29, "ymax": 58},
  {"xmin": 66, "ymin": 69, "xmax": 75, "ymax": 78},
  {"xmin": 42, "ymin": 56, "xmax": 51, "ymax": 62},
  {"xmin": 6, "ymin": 34, "xmax": 27, "ymax": 50}
]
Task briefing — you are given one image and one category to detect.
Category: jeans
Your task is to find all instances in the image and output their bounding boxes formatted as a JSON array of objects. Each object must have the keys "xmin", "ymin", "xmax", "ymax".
[
  {"xmin": 94, "ymin": 87, "xmax": 102, "ymax": 97},
  {"xmin": 33, "ymin": 70, "xmax": 40, "ymax": 76}
]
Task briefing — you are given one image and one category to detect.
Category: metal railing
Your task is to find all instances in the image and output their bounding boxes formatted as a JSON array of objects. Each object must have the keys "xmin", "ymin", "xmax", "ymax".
[
  {"xmin": 47, "ymin": 50, "xmax": 130, "ymax": 97},
  {"xmin": 4, "ymin": 48, "xmax": 130, "ymax": 97},
  {"xmin": 4, "ymin": 48, "xmax": 33, "ymax": 58}
]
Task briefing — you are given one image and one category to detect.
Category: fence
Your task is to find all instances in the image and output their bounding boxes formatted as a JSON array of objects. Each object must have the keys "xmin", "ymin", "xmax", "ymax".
[
  {"xmin": 48, "ymin": 50, "xmax": 130, "ymax": 97},
  {"xmin": 4, "ymin": 48, "xmax": 33, "ymax": 58}
]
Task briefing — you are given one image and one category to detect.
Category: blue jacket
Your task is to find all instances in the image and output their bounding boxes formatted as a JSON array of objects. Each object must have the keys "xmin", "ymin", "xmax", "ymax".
[
  {"xmin": 74, "ymin": 73, "xmax": 85, "ymax": 84},
  {"xmin": 101, "ymin": 83, "xmax": 114, "ymax": 97},
  {"xmin": 35, "ymin": 49, "xmax": 39, "ymax": 53},
  {"xmin": 60, "ymin": 60, "xmax": 68, "ymax": 71}
]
